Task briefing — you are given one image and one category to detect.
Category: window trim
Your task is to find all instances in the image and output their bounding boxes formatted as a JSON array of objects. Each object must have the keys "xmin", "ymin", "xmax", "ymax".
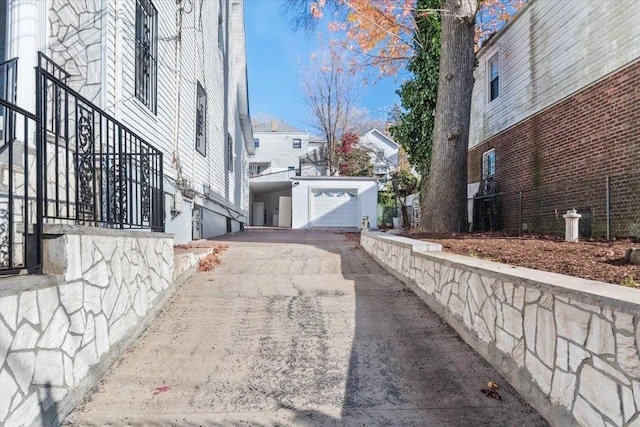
[
  {"xmin": 135, "ymin": 0, "xmax": 158, "ymax": 113},
  {"xmin": 227, "ymin": 133, "xmax": 234, "ymax": 172},
  {"xmin": 482, "ymin": 148, "xmax": 496, "ymax": 179},
  {"xmin": 195, "ymin": 81, "xmax": 207, "ymax": 157},
  {"xmin": 292, "ymin": 138, "xmax": 302, "ymax": 149},
  {"xmin": 487, "ymin": 53, "xmax": 500, "ymax": 102},
  {"xmin": 253, "ymin": 138, "xmax": 259, "ymax": 148}
]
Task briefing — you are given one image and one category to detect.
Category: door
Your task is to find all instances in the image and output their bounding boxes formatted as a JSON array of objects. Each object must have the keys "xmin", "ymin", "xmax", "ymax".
[
  {"xmin": 252, "ymin": 202, "xmax": 264, "ymax": 226},
  {"xmin": 311, "ymin": 189, "xmax": 357, "ymax": 227},
  {"xmin": 278, "ymin": 196, "xmax": 292, "ymax": 227}
]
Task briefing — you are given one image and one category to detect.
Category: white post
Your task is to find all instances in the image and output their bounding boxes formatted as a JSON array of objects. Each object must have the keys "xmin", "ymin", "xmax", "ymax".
[{"xmin": 563, "ymin": 208, "xmax": 581, "ymax": 242}]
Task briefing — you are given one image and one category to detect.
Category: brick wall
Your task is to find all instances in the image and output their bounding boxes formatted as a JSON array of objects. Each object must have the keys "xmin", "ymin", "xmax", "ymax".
[{"xmin": 468, "ymin": 59, "xmax": 640, "ymax": 237}]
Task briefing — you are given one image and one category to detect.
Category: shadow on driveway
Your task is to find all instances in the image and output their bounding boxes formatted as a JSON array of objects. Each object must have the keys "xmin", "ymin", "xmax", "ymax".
[{"xmin": 66, "ymin": 229, "xmax": 547, "ymax": 426}]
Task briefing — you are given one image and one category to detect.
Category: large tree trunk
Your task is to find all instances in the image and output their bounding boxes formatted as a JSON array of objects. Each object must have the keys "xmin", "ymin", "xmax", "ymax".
[{"xmin": 420, "ymin": 0, "xmax": 477, "ymax": 233}]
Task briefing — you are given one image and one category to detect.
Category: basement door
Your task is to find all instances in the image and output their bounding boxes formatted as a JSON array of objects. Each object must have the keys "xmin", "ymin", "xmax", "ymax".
[{"xmin": 311, "ymin": 189, "xmax": 358, "ymax": 227}]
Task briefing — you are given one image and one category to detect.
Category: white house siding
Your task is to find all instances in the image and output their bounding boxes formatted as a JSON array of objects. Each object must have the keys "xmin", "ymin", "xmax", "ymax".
[
  {"xmin": 252, "ymin": 130, "xmax": 310, "ymax": 173},
  {"xmin": 469, "ymin": 0, "xmax": 640, "ymax": 148},
  {"xmin": 358, "ymin": 129, "xmax": 399, "ymax": 176},
  {"xmin": 26, "ymin": 0, "xmax": 252, "ymax": 243}
]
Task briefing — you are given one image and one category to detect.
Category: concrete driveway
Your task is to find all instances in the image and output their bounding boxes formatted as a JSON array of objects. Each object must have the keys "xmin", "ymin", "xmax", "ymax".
[{"xmin": 66, "ymin": 229, "xmax": 548, "ymax": 426}]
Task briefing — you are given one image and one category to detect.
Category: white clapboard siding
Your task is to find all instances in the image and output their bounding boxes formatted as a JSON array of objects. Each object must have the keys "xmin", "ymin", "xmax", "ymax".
[
  {"xmin": 470, "ymin": 0, "xmax": 640, "ymax": 148},
  {"xmin": 251, "ymin": 131, "xmax": 310, "ymax": 172},
  {"xmin": 100, "ymin": 0, "xmax": 248, "ymax": 213}
]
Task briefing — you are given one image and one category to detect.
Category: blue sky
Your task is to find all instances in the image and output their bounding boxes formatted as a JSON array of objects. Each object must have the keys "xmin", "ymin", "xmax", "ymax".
[{"xmin": 244, "ymin": 0, "xmax": 404, "ymax": 132}]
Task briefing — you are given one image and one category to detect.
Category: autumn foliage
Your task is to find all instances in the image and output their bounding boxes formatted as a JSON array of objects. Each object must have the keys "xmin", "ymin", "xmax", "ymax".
[
  {"xmin": 309, "ymin": 0, "xmax": 525, "ymax": 74},
  {"xmin": 335, "ymin": 132, "xmax": 373, "ymax": 176}
]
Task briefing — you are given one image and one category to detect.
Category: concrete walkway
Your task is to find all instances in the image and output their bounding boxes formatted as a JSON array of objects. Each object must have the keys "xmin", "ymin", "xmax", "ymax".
[{"xmin": 65, "ymin": 229, "xmax": 548, "ymax": 426}]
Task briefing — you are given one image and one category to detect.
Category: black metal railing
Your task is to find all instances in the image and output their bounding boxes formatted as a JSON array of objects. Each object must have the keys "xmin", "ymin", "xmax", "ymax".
[
  {"xmin": 0, "ymin": 57, "xmax": 18, "ymax": 104},
  {"xmin": 36, "ymin": 54, "xmax": 164, "ymax": 231},
  {"xmin": 0, "ymin": 97, "xmax": 42, "ymax": 273}
]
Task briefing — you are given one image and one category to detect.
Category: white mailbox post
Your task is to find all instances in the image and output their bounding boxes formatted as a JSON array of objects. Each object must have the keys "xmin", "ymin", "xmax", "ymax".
[{"xmin": 563, "ymin": 208, "xmax": 582, "ymax": 242}]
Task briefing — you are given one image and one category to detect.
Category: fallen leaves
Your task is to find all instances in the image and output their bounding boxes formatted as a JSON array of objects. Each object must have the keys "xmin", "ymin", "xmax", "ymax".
[
  {"xmin": 481, "ymin": 381, "xmax": 501, "ymax": 400},
  {"xmin": 198, "ymin": 244, "xmax": 229, "ymax": 272}
]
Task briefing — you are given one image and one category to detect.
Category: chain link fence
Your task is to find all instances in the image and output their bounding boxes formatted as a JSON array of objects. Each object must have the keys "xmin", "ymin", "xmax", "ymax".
[{"xmin": 469, "ymin": 172, "xmax": 640, "ymax": 239}]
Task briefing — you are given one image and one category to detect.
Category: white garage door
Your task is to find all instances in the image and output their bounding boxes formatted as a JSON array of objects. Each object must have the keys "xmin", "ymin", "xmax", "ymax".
[{"xmin": 311, "ymin": 189, "xmax": 358, "ymax": 227}]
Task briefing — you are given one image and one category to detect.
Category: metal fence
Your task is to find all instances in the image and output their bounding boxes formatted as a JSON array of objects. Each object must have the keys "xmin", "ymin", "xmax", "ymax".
[
  {"xmin": 0, "ymin": 98, "xmax": 42, "ymax": 273},
  {"xmin": 36, "ymin": 53, "xmax": 164, "ymax": 231},
  {"xmin": 378, "ymin": 205, "xmax": 396, "ymax": 228},
  {"xmin": 469, "ymin": 173, "xmax": 640, "ymax": 239}
]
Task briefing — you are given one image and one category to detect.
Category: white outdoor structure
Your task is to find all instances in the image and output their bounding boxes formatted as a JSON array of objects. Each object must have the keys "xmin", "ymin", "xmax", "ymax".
[
  {"xmin": 5, "ymin": 0, "xmax": 253, "ymax": 244},
  {"xmin": 291, "ymin": 177, "xmax": 378, "ymax": 229}
]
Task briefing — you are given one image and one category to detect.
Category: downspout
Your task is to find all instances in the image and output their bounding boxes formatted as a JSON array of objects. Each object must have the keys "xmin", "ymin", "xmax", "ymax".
[
  {"xmin": 222, "ymin": 0, "xmax": 230, "ymax": 200},
  {"xmin": 223, "ymin": 0, "xmax": 229, "ymax": 173},
  {"xmin": 172, "ymin": 2, "xmax": 184, "ymax": 187}
]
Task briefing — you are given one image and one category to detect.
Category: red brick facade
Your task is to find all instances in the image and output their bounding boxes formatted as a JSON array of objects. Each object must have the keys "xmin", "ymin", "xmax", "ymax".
[{"xmin": 468, "ymin": 60, "xmax": 640, "ymax": 236}]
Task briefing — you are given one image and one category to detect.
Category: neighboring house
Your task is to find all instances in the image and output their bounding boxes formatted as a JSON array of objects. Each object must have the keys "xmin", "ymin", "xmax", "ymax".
[
  {"xmin": 467, "ymin": 0, "xmax": 640, "ymax": 237},
  {"xmin": 3, "ymin": 0, "xmax": 253, "ymax": 245},
  {"xmin": 358, "ymin": 128, "xmax": 399, "ymax": 182},
  {"xmin": 250, "ymin": 120, "xmax": 311, "ymax": 176}
]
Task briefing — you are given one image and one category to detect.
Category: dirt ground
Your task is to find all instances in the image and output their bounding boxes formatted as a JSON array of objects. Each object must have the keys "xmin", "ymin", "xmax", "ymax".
[{"xmin": 403, "ymin": 232, "xmax": 640, "ymax": 286}]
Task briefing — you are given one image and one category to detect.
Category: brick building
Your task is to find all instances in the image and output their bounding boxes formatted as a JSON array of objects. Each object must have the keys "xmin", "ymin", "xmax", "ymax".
[{"xmin": 467, "ymin": 0, "xmax": 640, "ymax": 237}]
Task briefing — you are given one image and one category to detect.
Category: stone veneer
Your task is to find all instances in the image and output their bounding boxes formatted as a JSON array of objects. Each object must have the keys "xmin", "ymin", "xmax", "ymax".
[
  {"xmin": 361, "ymin": 230, "xmax": 640, "ymax": 427},
  {"xmin": 0, "ymin": 226, "xmax": 176, "ymax": 427}
]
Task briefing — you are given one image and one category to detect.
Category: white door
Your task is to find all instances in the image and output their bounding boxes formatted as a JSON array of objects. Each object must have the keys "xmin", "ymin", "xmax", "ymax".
[
  {"xmin": 252, "ymin": 202, "xmax": 264, "ymax": 226},
  {"xmin": 311, "ymin": 189, "xmax": 358, "ymax": 227},
  {"xmin": 278, "ymin": 196, "xmax": 292, "ymax": 227}
]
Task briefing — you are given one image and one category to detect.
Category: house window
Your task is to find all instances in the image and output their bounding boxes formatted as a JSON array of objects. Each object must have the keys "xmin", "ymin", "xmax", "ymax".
[
  {"xmin": 488, "ymin": 54, "xmax": 499, "ymax": 101},
  {"xmin": 227, "ymin": 133, "xmax": 234, "ymax": 172},
  {"xmin": 376, "ymin": 149, "xmax": 385, "ymax": 160},
  {"xmin": 293, "ymin": 138, "xmax": 301, "ymax": 149},
  {"xmin": 482, "ymin": 149, "xmax": 496, "ymax": 179},
  {"xmin": 288, "ymin": 166, "xmax": 295, "ymax": 171},
  {"xmin": 253, "ymin": 138, "xmax": 259, "ymax": 148},
  {"xmin": 135, "ymin": 0, "xmax": 158, "ymax": 113},
  {"xmin": 195, "ymin": 82, "xmax": 207, "ymax": 156}
]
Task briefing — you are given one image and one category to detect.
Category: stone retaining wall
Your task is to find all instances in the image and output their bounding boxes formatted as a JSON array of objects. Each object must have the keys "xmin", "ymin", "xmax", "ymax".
[
  {"xmin": 361, "ymin": 230, "xmax": 640, "ymax": 427},
  {"xmin": 0, "ymin": 226, "xmax": 176, "ymax": 427}
]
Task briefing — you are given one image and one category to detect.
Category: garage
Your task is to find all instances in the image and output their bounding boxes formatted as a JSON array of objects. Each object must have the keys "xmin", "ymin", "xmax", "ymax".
[
  {"xmin": 311, "ymin": 189, "xmax": 358, "ymax": 227},
  {"xmin": 291, "ymin": 176, "xmax": 378, "ymax": 229}
]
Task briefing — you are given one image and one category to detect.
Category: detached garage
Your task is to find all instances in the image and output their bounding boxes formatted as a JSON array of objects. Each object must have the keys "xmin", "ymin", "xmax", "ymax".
[{"xmin": 291, "ymin": 177, "xmax": 378, "ymax": 229}]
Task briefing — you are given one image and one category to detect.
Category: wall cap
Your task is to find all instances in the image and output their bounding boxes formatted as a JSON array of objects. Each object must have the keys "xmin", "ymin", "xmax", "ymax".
[
  {"xmin": 43, "ymin": 224, "xmax": 174, "ymax": 239},
  {"xmin": 364, "ymin": 230, "xmax": 640, "ymax": 310}
]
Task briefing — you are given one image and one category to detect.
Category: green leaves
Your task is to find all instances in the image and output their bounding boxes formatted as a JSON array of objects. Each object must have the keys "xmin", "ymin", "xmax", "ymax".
[{"xmin": 389, "ymin": 0, "xmax": 441, "ymax": 182}]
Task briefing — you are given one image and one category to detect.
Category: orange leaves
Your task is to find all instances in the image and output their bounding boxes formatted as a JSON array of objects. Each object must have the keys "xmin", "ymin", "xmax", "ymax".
[
  {"xmin": 310, "ymin": 0, "xmax": 327, "ymax": 18},
  {"xmin": 306, "ymin": 0, "xmax": 525, "ymax": 75},
  {"xmin": 475, "ymin": 0, "xmax": 526, "ymax": 48}
]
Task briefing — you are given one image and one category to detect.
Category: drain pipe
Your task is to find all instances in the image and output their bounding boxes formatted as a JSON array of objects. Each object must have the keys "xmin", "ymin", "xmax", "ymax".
[{"xmin": 172, "ymin": 2, "xmax": 184, "ymax": 187}]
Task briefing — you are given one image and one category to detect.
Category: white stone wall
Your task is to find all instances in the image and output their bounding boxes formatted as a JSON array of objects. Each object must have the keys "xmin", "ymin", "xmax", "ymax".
[
  {"xmin": 361, "ymin": 231, "xmax": 640, "ymax": 427},
  {"xmin": 0, "ymin": 228, "xmax": 174, "ymax": 427},
  {"xmin": 48, "ymin": 0, "xmax": 103, "ymax": 104}
]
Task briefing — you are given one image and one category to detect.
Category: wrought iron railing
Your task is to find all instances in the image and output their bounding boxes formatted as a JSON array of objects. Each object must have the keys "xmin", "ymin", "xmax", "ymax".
[
  {"xmin": 36, "ymin": 54, "xmax": 164, "ymax": 231},
  {"xmin": 0, "ymin": 57, "xmax": 18, "ymax": 104},
  {"xmin": 0, "ymin": 97, "xmax": 42, "ymax": 273}
]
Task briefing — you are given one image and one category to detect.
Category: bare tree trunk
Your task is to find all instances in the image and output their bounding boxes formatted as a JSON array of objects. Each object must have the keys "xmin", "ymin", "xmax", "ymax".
[{"xmin": 420, "ymin": 0, "xmax": 476, "ymax": 233}]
